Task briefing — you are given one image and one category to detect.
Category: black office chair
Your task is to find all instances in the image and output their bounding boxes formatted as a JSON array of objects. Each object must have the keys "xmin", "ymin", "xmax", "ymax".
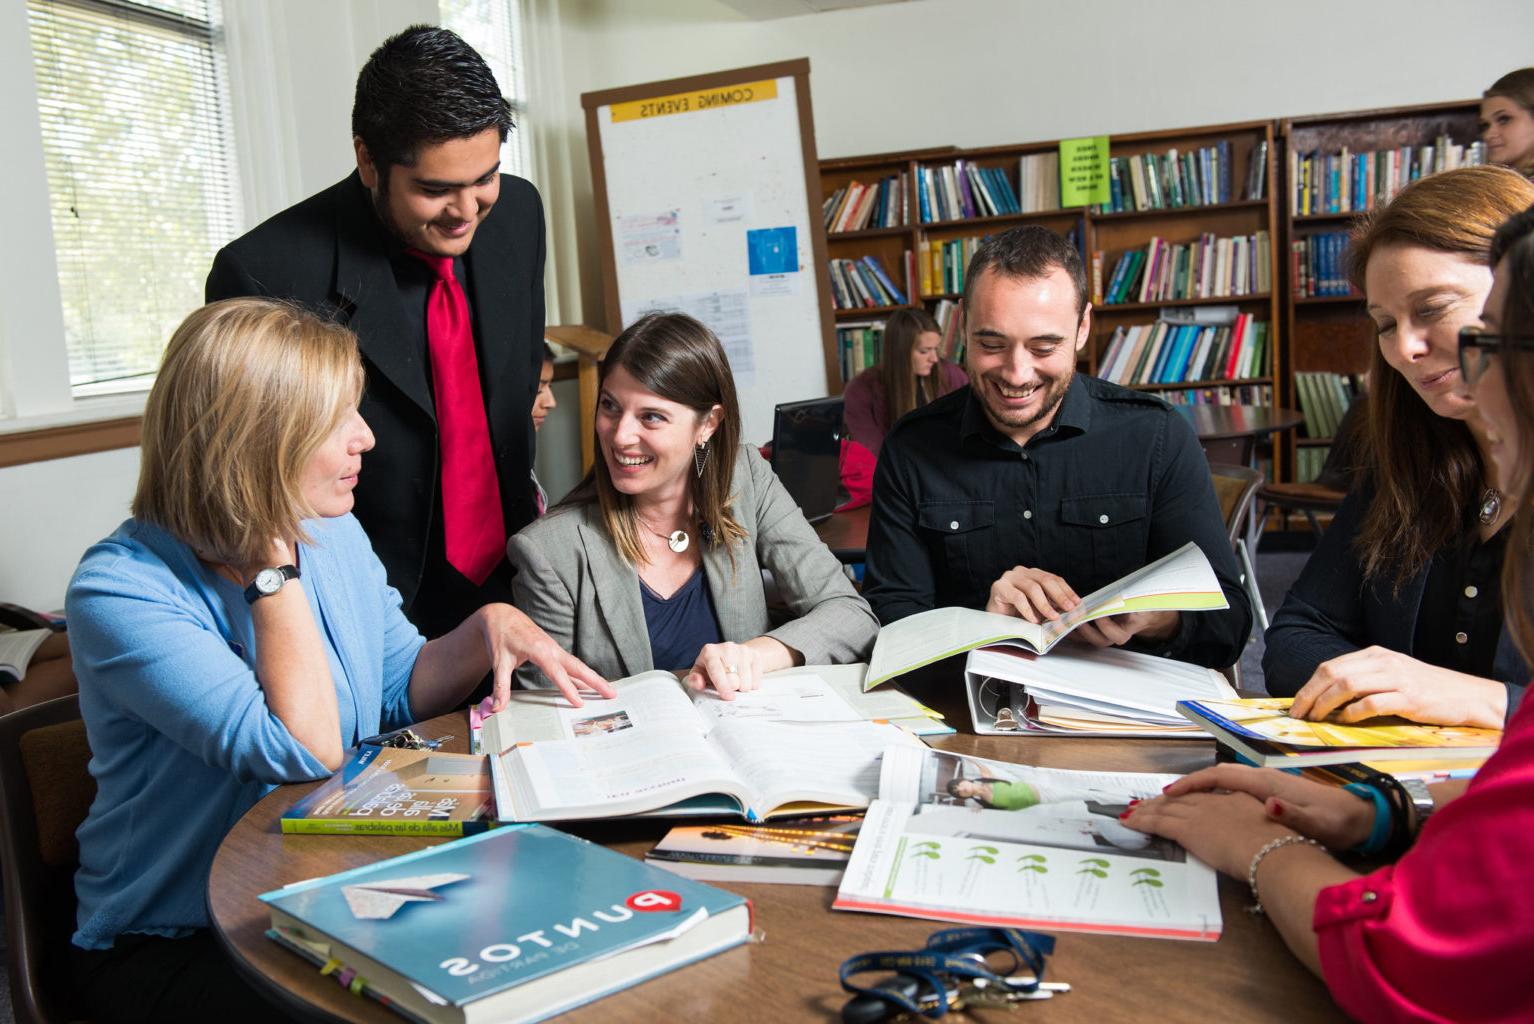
[{"xmin": 0, "ymin": 694, "xmax": 95, "ymax": 1024}]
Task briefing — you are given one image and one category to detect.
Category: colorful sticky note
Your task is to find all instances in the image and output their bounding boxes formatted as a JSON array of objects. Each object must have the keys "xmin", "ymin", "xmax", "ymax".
[{"xmin": 1059, "ymin": 136, "xmax": 1111, "ymax": 207}]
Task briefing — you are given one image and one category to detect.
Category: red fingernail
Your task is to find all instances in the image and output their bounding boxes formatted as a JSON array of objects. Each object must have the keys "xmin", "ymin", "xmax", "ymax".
[
  {"xmin": 1161, "ymin": 783, "xmax": 1174, "ymax": 792},
  {"xmin": 1270, "ymin": 799, "xmax": 1285, "ymax": 815},
  {"xmin": 1128, "ymin": 798, "xmax": 1142, "ymax": 807},
  {"xmin": 1119, "ymin": 810, "xmax": 1132, "ymax": 820}
]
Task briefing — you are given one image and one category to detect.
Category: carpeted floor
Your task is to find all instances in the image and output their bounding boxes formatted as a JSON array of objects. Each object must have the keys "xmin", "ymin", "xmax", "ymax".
[{"xmin": 0, "ymin": 542, "xmax": 1319, "ymax": 1021}]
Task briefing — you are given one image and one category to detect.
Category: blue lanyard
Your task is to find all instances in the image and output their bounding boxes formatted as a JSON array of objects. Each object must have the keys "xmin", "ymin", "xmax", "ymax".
[{"xmin": 839, "ymin": 927, "xmax": 1063, "ymax": 1021}]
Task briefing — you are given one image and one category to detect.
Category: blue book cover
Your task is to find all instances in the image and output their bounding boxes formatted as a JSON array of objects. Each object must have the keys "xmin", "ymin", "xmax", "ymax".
[
  {"xmin": 860, "ymin": 255, "xmax": 907, "ymax": 305},
  {"xmin": 1149, "ymin": 325, "xmax": 1183, "ymax": 383},
  {"xmin": 262, "ymin": 826, "xmax": 752, "ymax": 1024}
]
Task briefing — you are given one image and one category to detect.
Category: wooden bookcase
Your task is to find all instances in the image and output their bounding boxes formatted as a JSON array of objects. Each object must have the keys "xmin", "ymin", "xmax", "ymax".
[
  {"xmin": 1276, "ymin": 100, "xmax": 1483, "ymax": 482},
  {"xmin": 819, "ymin": 120, "xmax": 1283, "ymax": 470}
]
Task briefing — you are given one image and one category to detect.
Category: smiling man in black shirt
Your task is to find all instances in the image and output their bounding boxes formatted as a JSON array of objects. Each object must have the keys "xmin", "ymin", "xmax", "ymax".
[{"xmin": 863, "ymin": 226, "xmax": 1251, "ymax": 668}]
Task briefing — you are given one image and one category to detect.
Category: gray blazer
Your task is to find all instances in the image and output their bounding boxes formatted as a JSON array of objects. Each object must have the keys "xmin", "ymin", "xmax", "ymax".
[{"xmin": 507, "ymin": 444, "xmax": 879, "ymax": 685}]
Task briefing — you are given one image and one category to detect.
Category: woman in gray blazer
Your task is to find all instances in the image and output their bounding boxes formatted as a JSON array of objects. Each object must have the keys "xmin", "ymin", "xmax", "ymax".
[{"xmin": 508, "ymin": 312, "xmax": 879, "ymax": 696}]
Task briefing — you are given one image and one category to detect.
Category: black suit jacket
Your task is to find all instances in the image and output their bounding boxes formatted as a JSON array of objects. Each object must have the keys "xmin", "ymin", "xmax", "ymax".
[{"xmin": 205, "ymin": 171, "xmax": 545, "ymax": 630}]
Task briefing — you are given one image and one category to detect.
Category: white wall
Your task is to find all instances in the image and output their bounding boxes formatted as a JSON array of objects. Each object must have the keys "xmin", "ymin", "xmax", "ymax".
[{"xmin": 7, "ymin": 0, "xmax": 1532, "ymax": 609}]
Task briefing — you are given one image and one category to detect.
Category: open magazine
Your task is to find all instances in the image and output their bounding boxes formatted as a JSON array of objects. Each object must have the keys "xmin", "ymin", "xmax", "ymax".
[
  {"xmin": 865, "ymin": 542, "xmax": 1229, "ymax": 688},
  {"xmin": 1178, "ymin": 697, "xmax": 1502, "ymax": 767},
  {"xmin": 834, "ymin": 746, "xmax": 1222, "ymax": 940},
  {"xmin": 483, "ymin": 670, "xmax": 925, "ymax": 823}
]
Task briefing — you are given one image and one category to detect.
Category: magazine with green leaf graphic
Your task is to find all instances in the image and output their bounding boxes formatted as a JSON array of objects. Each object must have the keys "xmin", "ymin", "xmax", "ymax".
[{"xmin": 833, "ymin": 746, "xmax": 1221, "ymax": 940}]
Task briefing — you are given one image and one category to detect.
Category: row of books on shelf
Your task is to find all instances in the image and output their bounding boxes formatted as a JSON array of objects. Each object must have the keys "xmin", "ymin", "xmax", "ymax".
[
  {"xmin": 1093, "ymin": 140, "xmax": 1266, "ymax": 214},
  {"xmin": 1294, "ymin": 444, "xmax": 1332, "ymax": 483},
  {"xmin": 1294, "ymin": 371, "xmax": 1362, "ymax": 439},
  {"xmin": 827, "ymin": 255, "xmax": 911, "ymax": 310},
  {"xmin": 1289, "ymin": 135, "xmax": 1486, "ymax": 216},
  {"xmin": 1101, "ymin": 230, "xmax": 1272, "ymax": 305},
  {"xmin": 1292, "ymin": 231, "xmax": 1356, "ymax": 298},
  {"xmin": 823, "ymin": 173, "xmax": 908, "ymax": 233},
  {"xmin": 917, "ymin": 159, "xmax": 1025, "ymax": 223},
  {"xmin": 1157, "ymin": 382, "xmax": 1273, "ymax": 406},
  {"xmin": 835, "ymin": 321, "xmax": 884, "ymax": 381},
  {"xmin": 1098, "ymin": 313, "xmax": 1269, "ymax": 387}
]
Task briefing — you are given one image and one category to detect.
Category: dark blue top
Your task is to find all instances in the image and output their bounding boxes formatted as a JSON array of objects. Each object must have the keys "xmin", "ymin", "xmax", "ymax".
[{"xmin": 640, "ymin": 567, "xmax": 723, "ymax": 671}]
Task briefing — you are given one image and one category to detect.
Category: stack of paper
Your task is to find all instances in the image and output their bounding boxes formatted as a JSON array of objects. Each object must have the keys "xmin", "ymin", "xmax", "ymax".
[{"xmin": 965, "ymin": 645, "xmax": 1236, "ymax": 737}]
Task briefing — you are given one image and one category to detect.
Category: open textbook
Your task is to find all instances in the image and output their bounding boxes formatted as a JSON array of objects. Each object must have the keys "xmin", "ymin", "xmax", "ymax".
[
  {"xmin": 965, "ymin": 644, "xmax": 1236, "ymax": 737},
  {"xmin": 865, "ymin": 542, "xmax": 1229, "ymax": 688},
  {"xmin": 834, "ymin": 746, "xmax": 1222, "ymax": 940},
  {"xmin": 1178, "ymin": 697, "xmax": 1502, "ymax": 768},
  {"xmin": 481, "ymin": 669, "xmax": 926, "ymax": 823}
]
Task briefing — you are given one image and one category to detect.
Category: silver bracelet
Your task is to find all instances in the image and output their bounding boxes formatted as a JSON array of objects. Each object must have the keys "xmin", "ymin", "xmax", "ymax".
[{"xmin": 1246, "ymin": 834, "xmax": 1321, "ymax": 916}]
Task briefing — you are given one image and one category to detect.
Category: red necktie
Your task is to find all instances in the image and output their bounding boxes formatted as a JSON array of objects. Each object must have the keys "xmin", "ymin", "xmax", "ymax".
[{"xmin": 409, "ymin": 251, "xmax": 506, "ymax": 585}]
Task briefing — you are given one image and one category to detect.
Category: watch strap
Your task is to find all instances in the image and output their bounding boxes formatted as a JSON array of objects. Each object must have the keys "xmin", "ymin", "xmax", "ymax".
[
  {"xmin": 1400, "ymin": 777, "xmax": 1435, "ymax": 827},
  {"xmin": 244, "ymin": 564, "xmax": 300, "ymax": 604}
]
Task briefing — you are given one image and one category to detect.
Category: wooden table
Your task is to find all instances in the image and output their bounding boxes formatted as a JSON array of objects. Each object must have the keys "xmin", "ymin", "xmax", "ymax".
[
  {"xmin": 209, "ymin": 672, "xmax": 1344, "ymax": 1023},
  {"xmin": 1174, "ymin": 404, "xmax": 1306, "ymax": 467},
  {"xmin": 811, "ymin": 504, "xmax": 870, "ymax": 563}
]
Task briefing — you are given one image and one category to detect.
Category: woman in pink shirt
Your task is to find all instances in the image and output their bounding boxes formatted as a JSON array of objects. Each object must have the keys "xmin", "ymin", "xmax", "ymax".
[
  {"xmin": 1124, "ymin": 204, "xmax": 1534, "ymax": 1022},
  {"xmin": 841, "ymin": 309, "xmax": 966, "ymax": 458}
]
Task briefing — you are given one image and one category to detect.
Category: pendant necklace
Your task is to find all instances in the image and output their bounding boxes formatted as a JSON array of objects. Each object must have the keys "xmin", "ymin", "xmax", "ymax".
[
  {"xmin": 639, "ymin": 515, "xmax": 691, "ymax": 553},
  {"xmin": 1479, "ymin": 487, "xmax": 1503, "ymax": 527}
]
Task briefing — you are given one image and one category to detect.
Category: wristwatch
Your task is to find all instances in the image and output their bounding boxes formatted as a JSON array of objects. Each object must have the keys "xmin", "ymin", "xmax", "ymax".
[
  {"xmin": 244, "ymin": 564, "xmax": 300, "ymax": 604},
  {"xmin": 1400, "ymin": 777, "xmax": 1436, "ymax": 829}
]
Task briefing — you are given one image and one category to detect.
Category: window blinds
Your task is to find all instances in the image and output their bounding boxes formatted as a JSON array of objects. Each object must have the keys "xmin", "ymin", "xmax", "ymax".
[{"xmin": 27, "ymin": 0, "xmax": 240, "ymax": 394}]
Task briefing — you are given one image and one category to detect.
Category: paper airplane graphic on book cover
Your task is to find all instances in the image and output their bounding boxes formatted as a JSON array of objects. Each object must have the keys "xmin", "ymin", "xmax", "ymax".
[{"xmin": 342, "ymin": 873, "xmax": 469, "ymax": 920}]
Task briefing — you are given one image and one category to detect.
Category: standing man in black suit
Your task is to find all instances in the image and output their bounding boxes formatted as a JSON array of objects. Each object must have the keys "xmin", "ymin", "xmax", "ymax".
[{"xmin": 207, "ymin": 26, "xmax": 544, "ymax": 639}]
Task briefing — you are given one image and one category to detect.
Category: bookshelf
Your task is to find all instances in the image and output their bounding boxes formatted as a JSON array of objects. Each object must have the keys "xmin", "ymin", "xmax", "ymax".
[
  {"xmin": 818, "ymin": 120, "xmax": 1282, "ymax": 470},
  {"xmin": 1277, "ymin": 100, "xmax": 1484, "ymax": 483}
]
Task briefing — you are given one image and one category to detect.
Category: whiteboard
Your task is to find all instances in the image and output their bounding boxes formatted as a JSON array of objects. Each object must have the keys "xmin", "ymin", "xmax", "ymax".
[{"xmin": 587, "ymin": 65, "xmax": 831, "ymax": 443}]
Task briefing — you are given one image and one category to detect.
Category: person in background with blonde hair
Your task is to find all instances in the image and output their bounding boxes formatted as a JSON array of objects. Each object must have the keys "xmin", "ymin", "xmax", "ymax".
[
  {"xmin": 1124, "ymin": 202, "xmax": 1534, "ymax": 1024},
  {"xmin": 1482, "ymin": 68, "xmax": 1534, "ymax": 178},
  {"xmin": 1264, "ymin": 166, "xmax": 1534, "ymax": 727},
  {"xmin": 509, "ymin": 312, "xmax": 877, "ymax": 697},
  {"xmin": 65, "ymin": 299, "xmax": 610, "ymax": 1023},
  {"xmin": 841, "ymin": 308, "xmax": 966, "ymax": 459}
]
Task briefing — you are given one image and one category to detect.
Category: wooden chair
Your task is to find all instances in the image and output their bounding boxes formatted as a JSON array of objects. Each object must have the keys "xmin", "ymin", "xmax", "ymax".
[
  {"xmin": 0, "ymin": 694, "xmax": 95, "ymax": 1024},
  {"xmin": 1208, "ymin": 463, "xmax": 1268, "ymax": 634}
]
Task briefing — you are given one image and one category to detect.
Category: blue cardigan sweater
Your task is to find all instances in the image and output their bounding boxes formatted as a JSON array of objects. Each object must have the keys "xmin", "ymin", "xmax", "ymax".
[{"xmin": 65, "ymin": 515, "xmax": 424, "ymax": 949}]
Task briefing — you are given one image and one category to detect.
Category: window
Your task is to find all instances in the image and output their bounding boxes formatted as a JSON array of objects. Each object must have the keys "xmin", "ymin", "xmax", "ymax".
[
  {"xmin": 439, "ymin": 0, "xmax": 530, "ymax": 180},
  {"xmin": 27, "ymin": 0, "xmax": 240, "ymax": 397}
]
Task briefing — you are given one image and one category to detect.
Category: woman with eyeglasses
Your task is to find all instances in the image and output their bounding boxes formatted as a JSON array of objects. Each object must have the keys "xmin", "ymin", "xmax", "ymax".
[
  {"xmin": 1120, "ymin": 203, "xmax": 1534, "ymax": 1024},
  {"xmin": 1263, "ymin": 166, "xmax": 1534, "ymax": 728}
]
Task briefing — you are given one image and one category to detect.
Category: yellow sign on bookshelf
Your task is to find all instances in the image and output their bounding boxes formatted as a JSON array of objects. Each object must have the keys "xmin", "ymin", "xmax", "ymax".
[
  {"xmin": 1059, "ymin": 135, "xmax": 1110, "ymax": 207},
  {"xmin": 610, "ymin": 79, "xmax": 779, "ymax": 123}
]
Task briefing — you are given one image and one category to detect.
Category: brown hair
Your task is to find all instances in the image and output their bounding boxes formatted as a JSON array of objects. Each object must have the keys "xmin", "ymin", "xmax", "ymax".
[
  {"xmin": 962, "ymin": 224, "xmax": 1088, "ymax": 319},
  {"xmin": 572, "ymin": 312, "xmax": 747, "ymax": 567},
  {"xmin": 877, "ymin": 308, "xmax": 953, "ymax": 425},
  {"xmin": 1484, "ymin": 68, "xmax": 1534, "ymax": 175},
  {"xmin": 1490, "ymin": 206, "xmax": 1534, "ymax": 662},
  {"xmin": 133, "ymin": 298, "xmax": 364, "ymax": 566},
  {"xmin": 1344, "ymin": 166, "xmax": 1534, "ymax": 586}
]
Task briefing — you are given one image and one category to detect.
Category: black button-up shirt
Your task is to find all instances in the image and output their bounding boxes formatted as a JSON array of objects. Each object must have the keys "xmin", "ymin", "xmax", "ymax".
[{"xmin": 863, "ymin": 376, "xmax": 1252, "ymax": 668}]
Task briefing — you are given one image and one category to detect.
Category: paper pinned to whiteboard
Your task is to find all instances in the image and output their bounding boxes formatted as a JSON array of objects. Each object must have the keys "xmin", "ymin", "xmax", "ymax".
[
  {"xmin": 618, "ymin": 210, "xmax": 682, "ymax": 264},
  {"xmin": 707, "ymin": 193, "xmax": 754, "ymax": 224},
  {"xmin": 623, "ymin": 289, "xmax": 755, "ymax": 385}
]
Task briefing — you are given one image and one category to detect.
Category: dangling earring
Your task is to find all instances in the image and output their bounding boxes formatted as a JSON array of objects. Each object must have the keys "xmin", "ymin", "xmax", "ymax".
[{"xmin": 694, "ymin": 439, "xmax": 711, "ymax": 478}]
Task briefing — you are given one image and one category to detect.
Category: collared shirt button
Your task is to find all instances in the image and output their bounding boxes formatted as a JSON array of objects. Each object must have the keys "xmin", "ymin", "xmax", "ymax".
[
  {"xmin": 1455, "ymin": 631, "xmax": 1469, "ymax": 645},
  {"xmin": 950, "ymin": 521, "xmax": 959, "ymax": 530},
  {"xmin": 1021, "ymin": 452, "xmax": 1029, "ymax": 461},
  {"xmin": 1361, "ymin": 890, "xmax": 1378, "ymax": 903},
  {"xmin": 1023, "ymin": 510, "xmax": 1033, "ymax": 520},
  {"xmin": 1098, "ymin": 514, "xmax": 1110, "ymax": 524},
  {"xmin": 1465, "ymin": 585, "xmax": 1479, "ymax": 599}
]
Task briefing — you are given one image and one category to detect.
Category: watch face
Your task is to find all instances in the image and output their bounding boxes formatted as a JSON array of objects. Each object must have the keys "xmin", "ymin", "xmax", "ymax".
[{"xmin": 255, "ymin": 567, "xmax": 285, "ymax": 595}]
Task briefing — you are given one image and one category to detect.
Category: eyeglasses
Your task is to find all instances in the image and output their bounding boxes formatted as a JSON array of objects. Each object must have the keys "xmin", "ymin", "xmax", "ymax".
[{"xmin": 1458, "ymin": 325, "xmax": 1534, "ymax": 389}]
